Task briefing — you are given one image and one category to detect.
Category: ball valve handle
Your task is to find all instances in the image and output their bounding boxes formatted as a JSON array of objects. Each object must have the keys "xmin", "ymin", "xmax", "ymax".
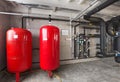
[{"xmin": 49, "ymin": 15, "xmax": 52, "ymax": 24}]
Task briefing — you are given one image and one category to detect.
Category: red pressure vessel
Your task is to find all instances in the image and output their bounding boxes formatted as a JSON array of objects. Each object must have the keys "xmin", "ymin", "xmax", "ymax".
[
  {"xmin": 40, "ymin": 25, "xmax": 60, "ymax": 76},
  {"xmin": 6, "ymin": 28, "xmax": 32, "ymax": 82}
]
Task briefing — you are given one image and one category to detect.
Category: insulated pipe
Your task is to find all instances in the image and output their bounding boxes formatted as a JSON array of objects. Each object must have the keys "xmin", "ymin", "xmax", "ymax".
[
  {"xmin": 74, "ymin": 22, "xmax": 99, "ymax": 28},
  {"xmin": 84, "ymin": 15, "xmax": 106, "ymax": 57},
  {"xmin": 107, "ymin": 16, "xmax": 120, "ymax": 63},
  {"xmin": 74, "ymin": 26, "xmax": 77, "ymax": 58},
  {"xmin": 86, "ymin": 0, "xmax": 119, "ymax": 16},
  {"xmin": 106, "ymin": 21, "xmax": 116, "ymax": 36},
  {"xmin": 72, "ymin": 0, "xmax": 101, "ymax": 21},
  {"xmin": 106, "ymin": 16, "xmax": 120, "ymax": 37},
  {"xmin": 106, "ymin": 16, "xmax": 120, "ymax": 52}
]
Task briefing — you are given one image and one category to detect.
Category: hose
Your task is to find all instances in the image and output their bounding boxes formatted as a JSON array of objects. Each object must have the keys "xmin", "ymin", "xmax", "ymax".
[
  {"xmin": 22, "ymin": 69, "xmax": 62, "ymax": 82},
  {"xmin": 53, "ymin": 73, "xmax": 62, "ymax": 82}
]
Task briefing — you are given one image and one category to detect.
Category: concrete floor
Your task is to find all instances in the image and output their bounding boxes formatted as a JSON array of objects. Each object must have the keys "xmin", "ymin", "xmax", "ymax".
[{"xmin": 1, "ymin": 57, "xmax": 120, "ymax": 82}]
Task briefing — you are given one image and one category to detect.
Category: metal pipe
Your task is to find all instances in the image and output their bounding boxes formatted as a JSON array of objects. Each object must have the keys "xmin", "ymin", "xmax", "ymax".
[
  {"xmin": 72, "ymin": 0, "xmax": 119, "ymax": 21},
  {"xmin": 73, "ymin": 21, "xmax": 99, "ymax": 58},
  {"xmin": 74, "ymin": 26, "xmax": 77, "ymax": 58},
  {"xmin": 106, "ymin": 16, "xmax": 120, "ymax": 37},
  {"xmin": 21, "ymin": 17, "xmax": 25, "ymax": 28},
  {"xmin": 84, "ymin": 15, "xmax": 106, "ymax": 57},
  {"xmin": 0, "ymin": 11, "xmax": 28, "ymax": 16},
  {"xmin": 71, "ymin": 0, "xmax": 105, "ymax": 21},
  {"xmin": 70, "ymin": 18, "xmax": 73, "ymax": 58},
  {"xmin": 106, "ymin": 16, "xmax": 120, "ymax": 62},
  {"xmin": 74, "ymin": 22, "xmax": 99, "ymax": 28},
  {"xmin": 21, "ymin": 16, "xmax": 89, "ymax": 59},
  {"xmin": 86, "ymin": 0, "xmax": 119, "ymax": 16},
  {"xmin": 22, "ymin": 16, "xmax": 82, "ymax": 23},
  {"xmin": 106, "ymin": 21, "xmax": 116, "ymax": 36},
  {"xmin": 0, "ymin": 11, "xmax": 79, "ymax": 22}
]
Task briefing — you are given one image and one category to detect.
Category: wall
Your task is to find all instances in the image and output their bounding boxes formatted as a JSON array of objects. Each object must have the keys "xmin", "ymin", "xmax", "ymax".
[
  {"xmin": 10, "ymin": 16, "xmax": 22, "ymax": 27},
  {"xmin": 9, "ymin": 4, "xmax": 100, "ymax": 65},
  {"xmin": 25, "ymin": 19, "xmax": 72, "ymax": 62},
  {"xmin": 9, "ymin": 6, "xmax": 74, "ymax": 66},
  {"xmin": 75, "ymin": 25, "xmax": 100, "ymax": 57},
  {"xmin": 0, "ymin": 1, "xmax": 11, "ymax": 71}
]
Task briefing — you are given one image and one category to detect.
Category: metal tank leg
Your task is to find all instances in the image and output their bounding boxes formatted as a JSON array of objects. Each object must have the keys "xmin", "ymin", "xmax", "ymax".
[
  {"xmin": 47, "ymin": 71, "xmax": 53, "ymax": 78},
  {"xmin": 16, "ymin": 73, "xmax": 20, "ymax": 82}
]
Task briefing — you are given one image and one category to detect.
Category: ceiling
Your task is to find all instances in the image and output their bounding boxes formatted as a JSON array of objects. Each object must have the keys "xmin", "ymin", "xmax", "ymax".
[
  {"xmin": 93, "ymin": 1, "xmax": 120, "ymax": 20},
  {"xmin": 3, "ymin": 0, "xmax": 120, "ymax": 21}
]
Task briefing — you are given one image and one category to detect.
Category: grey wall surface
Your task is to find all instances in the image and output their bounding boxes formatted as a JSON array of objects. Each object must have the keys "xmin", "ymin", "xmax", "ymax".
[
  {"xmin": 9, "ymin": 15, "xmax": 100, "ymax": 63},
  {"xmin": 0, "ymin": 1, "xmax": 10, "ymax": 71},
  {"xmin": 9, "ymin": 15, "xmax": 74, "ymax": 63},
  {"xmin": 9, "ymin": 5, "xmax": 100, "ymax": 64},
  {"xmin": 25, "ymin": 19, "xmax": 73, "ymax": 62},
  {"xmin": 0, "ymin": 16, "xmax": 10, "ymax": 71},
  {"xmin": 10, "ymin": 16, "xmax": 22, "ymax": 28}
]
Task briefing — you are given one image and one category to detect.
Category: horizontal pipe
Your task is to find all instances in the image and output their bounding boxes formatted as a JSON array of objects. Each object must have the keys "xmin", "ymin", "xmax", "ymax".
[
  {"xmin": 0, "ymin": 12, "xmax": 24, "ymax": 16},
  {"xmin": 22, "ymin": 16, "xmax": 84, "ymax": 28},
  {"xmin": 23, "ymin": 16, "xmax": 80, "ymax": 22},
  {"xmin": 74, "ymin": 22, "xmax": 99, "ymax": 28},
  {"xmin": 0, "ymin": 11, "xmax": 79, "ymax": 22},
  {"xmin": 83, "ymin": 27, "xmax": 100, "ymax": 29}
]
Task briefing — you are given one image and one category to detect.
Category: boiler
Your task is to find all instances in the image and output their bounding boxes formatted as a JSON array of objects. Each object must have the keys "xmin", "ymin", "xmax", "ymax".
[
  {"xmin": 6, "ymin": 28, "xmax": 32, "ymax": 82},
  {"xmin": 40, "ymin": 25, "xmax": 60, "ymax": 77}
]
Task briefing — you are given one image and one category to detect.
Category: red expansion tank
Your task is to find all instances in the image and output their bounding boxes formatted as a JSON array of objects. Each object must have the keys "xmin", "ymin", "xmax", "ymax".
[
  {"xmin": 40, "ymin": 25, "xmax": 60, "ymax": 75},
  {"xmin": 6, "ymin": 28, "xmax": 32, "ymax": 82}
]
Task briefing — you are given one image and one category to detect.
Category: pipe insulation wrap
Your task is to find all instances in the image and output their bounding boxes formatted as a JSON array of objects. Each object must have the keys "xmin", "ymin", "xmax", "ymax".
[{"xmin": 86, "ymin": 0, "xmax": 119, "ymax": 16}]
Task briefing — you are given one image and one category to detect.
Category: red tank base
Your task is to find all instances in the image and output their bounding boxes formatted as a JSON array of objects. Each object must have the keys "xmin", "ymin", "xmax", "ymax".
[{"xmin": 47, "ymin": 71, "xmax": 53, "ymax": 78}]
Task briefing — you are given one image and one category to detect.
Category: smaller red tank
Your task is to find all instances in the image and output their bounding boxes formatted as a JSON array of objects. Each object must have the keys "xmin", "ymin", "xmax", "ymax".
[
  {"xmin": 6, "ymin": 28, "xmax": 32, "ymax": 82},
  {"xmin": 40, "ymin": 25, "xmax": 60, "ymax": 77}
]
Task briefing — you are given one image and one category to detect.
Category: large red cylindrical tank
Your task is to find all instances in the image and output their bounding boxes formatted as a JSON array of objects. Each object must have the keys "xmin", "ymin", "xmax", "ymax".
[
  {"xmin": 40, "ymin": 25, "xmax": 60, "ymax": 72},
  {"xmin": 6, "ymin": 28, "xmax": 32, "ymax": 82}
]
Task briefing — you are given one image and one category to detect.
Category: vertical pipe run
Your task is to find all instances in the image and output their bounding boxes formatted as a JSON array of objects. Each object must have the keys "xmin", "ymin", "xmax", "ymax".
[
  {"xmin": 100, "ymin": 20, "xmax": 106, "ymax": 56},
  {"xmin": 74, "ymin": 27, "xmax": 76, "ymax": 58},
  {"xmin": 109, "ymin": 16, "xmax": 120, "ymax": 62},
  {"xmin": 70, "ymin": 18, "xmax": 73, "ymax": 58},
  {"xmin": 84, "ymin": 15, "xmax": 106, "ymax": 57},
  {"xmin": 22, "ymin": 17, "xmax": 25, "ymax": 28}
]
